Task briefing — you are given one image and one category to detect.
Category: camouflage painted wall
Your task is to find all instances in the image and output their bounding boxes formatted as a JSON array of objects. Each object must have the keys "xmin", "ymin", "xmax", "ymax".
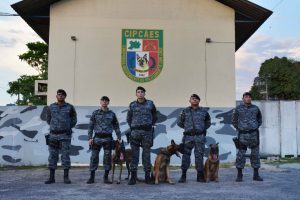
[{"xmin": 1, "ymin": 102, "xmax": 299, "ymax": 166}]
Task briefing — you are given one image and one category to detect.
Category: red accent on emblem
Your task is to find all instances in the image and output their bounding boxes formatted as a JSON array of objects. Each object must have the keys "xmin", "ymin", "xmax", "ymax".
[
  {"xmin": 143, "ymin": 40, "xmax": 158, "ymax": 52},
  {"xmin": 149, "ymin": 52, "xmax": 158, "ymax": 76}
]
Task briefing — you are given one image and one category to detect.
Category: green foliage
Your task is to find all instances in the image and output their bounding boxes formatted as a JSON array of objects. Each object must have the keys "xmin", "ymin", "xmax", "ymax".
[
  {"xmin": 7, "ymin": 75, "xmax": 46, "ymax": 105},
  {"xmin": 250, "ymin": 57, "xmax": 300, "ymax": 100},
  {"xmin": 18, "ymin": 42, "xmax": 48, "ymax": 79},
  {"xmin": 7, "ymin": 42, "xmax": 48, "ymax": 105}
]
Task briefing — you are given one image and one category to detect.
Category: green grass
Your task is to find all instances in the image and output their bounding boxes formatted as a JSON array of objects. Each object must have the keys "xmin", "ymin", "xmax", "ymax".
[{"xmin": 264, "ymin": 157, "xmax": 300, "ymax": 165}]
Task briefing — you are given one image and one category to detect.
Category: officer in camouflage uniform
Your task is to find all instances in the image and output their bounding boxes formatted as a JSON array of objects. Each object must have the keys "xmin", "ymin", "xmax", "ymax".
[
  {"xmin": 127, "ymin": 86, "xmax": 157, "ymax": 185},
  {"xmin": 232, "ymin": 92, "xmax": 263, "ymax": 182},
  {"xmin": 177, "ymin": 94, "xmax": 211, "ymax": 183},
  {"xmin": 45, "ymin": 89, "xmax": 77, "ymax": 184},
  {"xmin": 86, "ymin": 96, "xmax": 121, "ymax": 184}
]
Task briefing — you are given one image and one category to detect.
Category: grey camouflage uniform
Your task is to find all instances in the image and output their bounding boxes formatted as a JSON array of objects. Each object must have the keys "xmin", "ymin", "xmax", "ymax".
[
  {"xmin": 232, "ymin": 103, "xmax": 262, "ymax": 169},
  {"xmin": 88, "ymin": 109, "xmax": 121, "ymax": 171},
  {"xmin": 127, "ymin": 99, "xmax": 157, "ymax": 172},
  {"xmin": 177, "ymin": 107, "xmax": 211, "ymax": 172},
  {"xmin": 46, "ymin": 102, "xmax": 77, "ymax": 170}
]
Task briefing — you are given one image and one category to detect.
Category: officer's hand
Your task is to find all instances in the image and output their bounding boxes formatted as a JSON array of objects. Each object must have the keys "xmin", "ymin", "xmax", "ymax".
[{"xmin": 88, "ymin": 139, "xmax": 93, "ymax": 146}]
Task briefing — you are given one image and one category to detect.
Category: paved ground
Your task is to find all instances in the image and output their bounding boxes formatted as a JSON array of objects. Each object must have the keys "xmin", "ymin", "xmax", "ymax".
[{"xmin": 1, "ymin": 164, "xmax": 300, "ymax": 200}]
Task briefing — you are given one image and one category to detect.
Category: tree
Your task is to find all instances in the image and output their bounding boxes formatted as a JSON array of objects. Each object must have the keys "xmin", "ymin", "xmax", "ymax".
[
  {"xmin": 7, "ymin": 42, "xmax": 48, "ymax": 105},
  {"xmin": 250, "ymin": 57, "xmax": 300, "ymax": 100}
]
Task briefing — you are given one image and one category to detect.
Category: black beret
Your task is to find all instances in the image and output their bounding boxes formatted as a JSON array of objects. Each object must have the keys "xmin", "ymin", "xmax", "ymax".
[
  {"xmin": 57, "ymin": 89, "xmax": 67, "ymax": 96},
  {"xmin": 190, "ymin": 94, "xmax": 200, "ymax": 100},
  {"xmin": 100, "ymin": 96, "xmax": 110, "ymax": 101}
]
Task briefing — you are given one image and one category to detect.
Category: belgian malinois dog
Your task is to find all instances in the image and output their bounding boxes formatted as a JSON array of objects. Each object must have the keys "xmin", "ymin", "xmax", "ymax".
[
  {"xmin": 204, "ymin": 143, "xmax": 220, "ymax": 182},
  {"xmin": 153, "ymin": 140, "xmax": 181, "ymax": 184},
  {"xmin": 111, "ymin": 140, "xmax": 133, "ymax": 184}
]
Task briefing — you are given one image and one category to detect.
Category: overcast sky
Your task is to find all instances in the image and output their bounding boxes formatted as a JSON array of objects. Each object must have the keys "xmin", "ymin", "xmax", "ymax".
[{"xmin": 0, "ymin": 0, "xmax": 299, "ymax": 105}]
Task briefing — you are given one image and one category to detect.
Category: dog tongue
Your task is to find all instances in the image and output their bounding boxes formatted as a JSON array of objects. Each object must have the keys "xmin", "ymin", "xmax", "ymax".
[
  {"xmin": 212, "ymin": 154, "xmax": 217, "ymax": 160},
  {"xmin": 120, "ymin": 153, "xmax": 124, "ymax": 161}
]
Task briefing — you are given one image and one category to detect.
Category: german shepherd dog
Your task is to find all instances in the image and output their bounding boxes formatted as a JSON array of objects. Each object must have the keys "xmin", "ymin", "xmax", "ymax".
[
  {"xmin": 111, "ymin": 140, "xmax": 133, "ymax": 184},
  {"xmin": 204, "ymin": 143, "xmax": 220, "ymax": 182},
  {"xmin": 153, "ymin": 140, "xmax": 181, "ymax": 184},
  {"xmin": 136, "ymin": 54, "xmax": 149, "ymax": 69}
]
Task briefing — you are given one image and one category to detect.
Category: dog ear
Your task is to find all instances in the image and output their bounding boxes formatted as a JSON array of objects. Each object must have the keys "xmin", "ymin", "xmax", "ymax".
[
  {"xmin": 143, "ymin": 54, "xmax": 147, "ymax": 59},
  {"xmin": 137, "ymin": 54, "xmax": 140, "ymax": 59},
  {"xmin": 171, "ymin": 139, "xmax": 175, "ymax": 145},
  {"xmin": 216, "ymin": 142, "xmax": 219, "ymax": 145}
]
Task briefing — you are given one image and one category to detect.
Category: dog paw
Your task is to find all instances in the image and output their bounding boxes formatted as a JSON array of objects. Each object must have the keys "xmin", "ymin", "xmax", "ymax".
[{"xmin": 116, "ymin": 181, "xmax": 120, "ymax": 184}]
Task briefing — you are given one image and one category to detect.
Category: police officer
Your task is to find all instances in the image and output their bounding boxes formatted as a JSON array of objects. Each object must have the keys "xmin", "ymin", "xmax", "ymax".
[
  {"xmin": 232, "ymin": 92, "xmax": 263, "ymax": 182},
  {"xmin": 127, "ymin": 86, "xmax": 157, "ymax": 185},
  {"xmin": 86, "ymin": 96, "xmax": 121, "ymax": 184},
  {"xmin": 177, "ymin": 94, "xmax": 211, "ymax": 183},
  {"xmin": 45, "ymin": 89, "xmax": 77, "ymax": 184}
]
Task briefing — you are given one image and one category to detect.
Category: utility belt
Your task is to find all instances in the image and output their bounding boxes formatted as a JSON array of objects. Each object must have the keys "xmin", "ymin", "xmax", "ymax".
[
  {"xmin": 131, "ymin": 125, "xmax": 152, "ymax": 131},
  {"xmin": 50, "ymin": 130, "xmax": 69, "ymax": 134},
  {"xmin": 91, "ymin": 134, "xmax": 113, "ymax": 151},
  {"xmin": 94, "ymin": 133, "xmax": 112, "ymax": 139},
  {"xmin": 183, "ymin": 130, "xmax": 205, "ymax": 136},
  {"xmin": 45, "ymin": 135, "xmax": 62, "ymax": 149},
  {"xmin": 238, "ymin": 129, "xmax": 258, "ymax": 134}
]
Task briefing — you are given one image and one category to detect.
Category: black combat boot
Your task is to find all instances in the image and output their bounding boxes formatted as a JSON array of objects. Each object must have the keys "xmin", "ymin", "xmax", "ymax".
[
  {"xmin": 178, "ymin": 169, "xmax": 187, "ymax": 183},
  {"xmin": 145, "ymin": 171, "xmax": 152, "ymax": 184},
  {"xmin": 236, "ymin": 168, "xmax": 243, "ymax": 182},
  {"xmin": 128, "ymin": 171, "xmax": 137, "ymax": 185},
  {"xmin": 86, "ymin": 170, "xmax": 95, "ymax": 184},
  {"xmin": 45, "ymin": 169, "xmax": 55, "ymax": 184},
  {"xmin": 197, "ymin": 171, "xmax": 205, "ymax": 182},
  {"xmin": 103, "ymin": 170, "xmax": 112, "ymax": 184},
  {"xmin": 63, "ymin": 169, "xmax": 71, "ymax": 184},
  {"xmin": 253, "ymin": 168, "xmax": 263, "ymax": 181}
]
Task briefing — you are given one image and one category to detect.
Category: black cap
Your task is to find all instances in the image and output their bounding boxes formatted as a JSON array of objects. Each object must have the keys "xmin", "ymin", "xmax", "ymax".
[
  {"xmin": 190, "ymin": 94, "xmax": 200, "ymax": 100},
  {"xmin": 57, "ymin": 89, "xmax": 67, "ymax": 96},
  {"xmin": 242, "ymin": 92, "xmax": 252, "ymax": 98},
  {"xmin": 100, "ymin": 96, "xmax": 110, "ymax": 101},
  {"xmin": 136, "ymin": 86, "xmax": 146, "ymax": 93}
]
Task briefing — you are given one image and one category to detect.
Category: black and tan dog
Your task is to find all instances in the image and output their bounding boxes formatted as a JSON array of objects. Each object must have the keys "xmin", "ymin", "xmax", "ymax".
[
  {"xmin": 153, "ymin": 140, "xmax": 181, "ymax": 184},
  {"xmin": 111, "ymin": 140, "xmax": 133, "ymax": 184},
  {"xmin": 204, "ymin": 143, "xmax": 220, "ymax": 182}
]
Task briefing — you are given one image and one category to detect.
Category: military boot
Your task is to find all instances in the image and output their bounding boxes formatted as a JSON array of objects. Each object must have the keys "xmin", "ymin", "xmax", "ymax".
[
  {"xmin": 236, "ymin": 168, "xmax": 243, "ymax": 182},
  {"xmin": 103, "ymin": 170, "xmax": 112, "ymax": 184},
  {"xmin": 86, "ymin": 170, "xmax": 95, "ymax": 184},
  {"xmin": 178, "ymin": 169, "xmax": 187, "ymax": 183},
  {"xmin": 63, "ymin": 169, "xmax": 71, "ymax": 184},
  {"xmin": 253, "ymin": 168, "xmax": 263, "ymax": 181},
  {"xmin": 145, "ymin": 171, "xmax": 152, "ymax": 184},
  {"xmin": 45, "ymin": 169, "xmax": 55, "ymax": 184},
  {"xmin": 128, "ymin": 171, "xmax": 137, "ymax": 185},
  {"xmin": 197, "ymin": 170, "xmax": 205, "ymax": 182}
]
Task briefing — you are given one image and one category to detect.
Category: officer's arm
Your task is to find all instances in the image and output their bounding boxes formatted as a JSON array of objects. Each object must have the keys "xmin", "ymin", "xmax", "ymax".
[
  {"xmin": 177, "ymin": 110, "xmax": 185, "ymax": 128},
  {"xmin": 46, "ymin": 106, "xmax": 51, "ymax": 125},
  {"xmin": 257, "ymin": 108, "xmax": 262, "ymax": 128},
  {"xmin": 151, "ymin": 103, "xmax": 158, "ymax": 125},
  {"xmin": 88, "ymin": 113, "xmax": 95, "ymax": 140},
  {"xmin": 113, "ymin": 113, "xmax": 121, "ymax": 140},
  {"xmin": 126, "ymin": 105, "xmax": 133, "ymax": 128},
  {"xmin": 70, "ymin": 105, "xmax": 77, "ymax": 128},
  {"xmin": 204, "ymin": 112, "xmax": 211, "ymax": 130},
  {"xmin": 231, "ymin": 108, "xmax": 238, "ymax": 130}
]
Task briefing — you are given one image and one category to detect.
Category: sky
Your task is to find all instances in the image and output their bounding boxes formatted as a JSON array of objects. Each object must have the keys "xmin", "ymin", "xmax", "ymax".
[{"xmin": 0, "ymin": 0, "xmax": 300, "ymax": 105}]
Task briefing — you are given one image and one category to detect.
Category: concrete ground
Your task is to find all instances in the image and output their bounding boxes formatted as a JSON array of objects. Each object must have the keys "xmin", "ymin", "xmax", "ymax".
[{"xmin": 1, "ymin": 164, "xmax": 300, "ymax": 200}]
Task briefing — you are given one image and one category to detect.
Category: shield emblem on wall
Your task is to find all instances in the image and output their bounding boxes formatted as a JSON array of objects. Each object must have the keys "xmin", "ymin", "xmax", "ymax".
[{"xmin": 121, "ymin": 29, "xmax": 163, "ymax": 83}]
